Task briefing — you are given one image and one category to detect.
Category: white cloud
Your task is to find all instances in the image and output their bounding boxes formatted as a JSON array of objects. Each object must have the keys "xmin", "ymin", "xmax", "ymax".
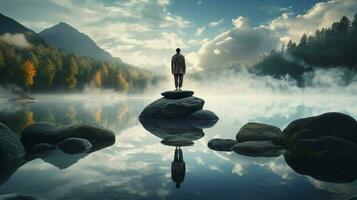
[
  {"xmin": 195, "ymin": 27, "xmax": 205, "ymax": 36},
  {"xmin": 269, "ymin": 0, "xmax": 357, "ymax": 42},
  {"xmin": 209, "ymin": 19, "xmax": 224, "ymax": 27},
  {"xmin": 0, "ymin": 33, "xmax": 31, "ymax": 48},
  {"xmin": 190, "ymin": 0, "xmax": 357, "ymax": 70},
  {"xmin": 232, "ymin": 16, "xmax": 249, "ymax": 28},
  {"xmin": 190, "ymin": 24, "xmax": 280, "ymax": 69}
]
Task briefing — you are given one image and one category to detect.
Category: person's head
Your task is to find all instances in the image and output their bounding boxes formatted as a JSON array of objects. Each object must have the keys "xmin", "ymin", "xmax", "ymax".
[
  {"xmin": 176, "ymin": 183, "xmax": 181, "ymax": 188},
  {"xmin": 176, "ymin": 48, "xmax": 180, "ymax": 54}
]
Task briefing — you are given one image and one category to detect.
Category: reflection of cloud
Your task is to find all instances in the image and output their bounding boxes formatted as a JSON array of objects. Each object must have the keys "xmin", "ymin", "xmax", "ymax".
[
  {"xmin": 308, "ymin": 177, "xmax": 357, "ymax": 200},
  {"xmin": 232, "ymin": 164, "xmax": 243, "ymax": 176}
]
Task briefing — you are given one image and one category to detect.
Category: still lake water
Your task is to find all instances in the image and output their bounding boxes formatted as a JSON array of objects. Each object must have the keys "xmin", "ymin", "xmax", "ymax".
[{"xmin": 0, "ymin": 93, "xmax": 356, "ymax": 200}]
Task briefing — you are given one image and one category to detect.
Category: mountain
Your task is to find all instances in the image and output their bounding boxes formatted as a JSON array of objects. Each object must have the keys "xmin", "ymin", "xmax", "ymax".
[
  {"xmin": 0, "ymin": 13, "xmax": 46, "ymax": 45},
  {"xmin": 39, "ymin": 22, "xmax": 121, "ymax": 63}
]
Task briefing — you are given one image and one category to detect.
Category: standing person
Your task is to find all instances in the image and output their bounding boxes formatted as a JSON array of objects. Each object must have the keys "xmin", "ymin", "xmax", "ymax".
[{"xmin": 171, "ymin": 48, "xmax": 186, "ymax": 91}]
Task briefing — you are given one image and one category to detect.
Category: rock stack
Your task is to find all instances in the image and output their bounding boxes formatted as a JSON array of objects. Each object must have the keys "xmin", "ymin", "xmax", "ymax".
[{"xmin": 139, "ymin": 90, "xmax": 218, "ymax": 123}]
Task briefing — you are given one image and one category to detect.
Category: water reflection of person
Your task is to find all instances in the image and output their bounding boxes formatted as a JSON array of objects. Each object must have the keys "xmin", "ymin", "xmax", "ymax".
[{"xmin": 171, "ymin": 147, "xmax": 186, "ymax": 188}]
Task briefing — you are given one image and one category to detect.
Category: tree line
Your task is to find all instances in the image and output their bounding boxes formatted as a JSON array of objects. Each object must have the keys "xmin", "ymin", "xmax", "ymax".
[
  {"xmin": 251, "ymin": 13, "xmax": 357, "ymax": 85},
  {"xmin": 0, "ymin": 40, "xmax": 160, "ymax": 93}
]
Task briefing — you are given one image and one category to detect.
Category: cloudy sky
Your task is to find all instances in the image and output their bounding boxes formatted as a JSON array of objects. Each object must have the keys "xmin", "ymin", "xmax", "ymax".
[{"xmin": 0, "ymin": 0, "xmax": 356, "ymax": 73}]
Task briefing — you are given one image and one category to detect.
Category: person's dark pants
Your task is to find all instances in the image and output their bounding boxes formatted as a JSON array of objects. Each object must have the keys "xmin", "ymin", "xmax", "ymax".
[
  {"xmin": 174, "ymin": 74, "xmax": 184, "ymax": 88},
  {"xmin": 174, "ymin": 148, "xmax": 184, "ymax": 162}
]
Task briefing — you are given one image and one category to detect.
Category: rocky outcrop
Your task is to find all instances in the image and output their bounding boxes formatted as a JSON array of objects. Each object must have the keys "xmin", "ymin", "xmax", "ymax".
[
  {"xmin": 139, "ymin": 96, "xmax": 204, "ymax": 119},
  {"xmin": 207, "ymin": 139, "xmax": 237, "ymax": 151},
  {"xmin": 236, "ymin": 122, "xmax": 283, "ymax": 144},
  {"xmin": 139, "ymin": 90, "xmax": 218, "ymax": 122}
]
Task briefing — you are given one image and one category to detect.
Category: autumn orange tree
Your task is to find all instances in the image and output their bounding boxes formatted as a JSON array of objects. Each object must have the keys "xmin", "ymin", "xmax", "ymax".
[{"xmin": 22, "ymin": 60, "xmax": 36, "ymax": 96}]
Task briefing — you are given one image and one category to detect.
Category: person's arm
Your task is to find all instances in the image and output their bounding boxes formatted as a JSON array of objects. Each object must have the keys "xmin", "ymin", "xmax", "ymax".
[
  {"xmin": 171, "ymin": 57, "xmax": 174, "ymax": 74},
  {"xmin": 183, "ymin": 56, "xmax": 186, "ymax": 74}
]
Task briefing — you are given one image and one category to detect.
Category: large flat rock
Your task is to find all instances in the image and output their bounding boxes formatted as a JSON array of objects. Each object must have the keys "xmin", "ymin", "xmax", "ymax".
[
  {"xmin": 139, "ymin": 96, "xmax": 204, "ymax": 119},
  {"xmin": 161, "ymin": 90, "xmax": 194, "ymax": 99}
]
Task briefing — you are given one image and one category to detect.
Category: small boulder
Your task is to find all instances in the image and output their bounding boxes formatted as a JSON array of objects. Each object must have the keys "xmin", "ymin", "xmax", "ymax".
[
  {"xmin": 284, "ymin": 112, "xmax": 357, "ymax": 144},
  {"xmin": 161, "ymin": 90, "xmax": 194, "ymax": 99},
  {"xmin": 187, "ymin": 110, "xmax": 219, "ymax": 129},
  {"xmin": 56, "ymin": 138, "xmax": 92, "ymax": 154},
  {"xmin": 139, "ymin": 96, "xmax": 205, "ymax": 119},
  {"xmin": 161, "ymin": 137, "xmax": 194, "ymax": 147},
  {"xmin": 208, "ymin": 138, "xmax": 237, "ymax": 151},
  {"xmin": 236, "ymin": 122, "xmax": 283, "ymax": 144},
  {"xmin": 57, "ymin": 124, "xmax": 115, "ymax": 148},
  {"xmin": 232, "ymin": 141, "xmax": 282, "ymax": 157}
]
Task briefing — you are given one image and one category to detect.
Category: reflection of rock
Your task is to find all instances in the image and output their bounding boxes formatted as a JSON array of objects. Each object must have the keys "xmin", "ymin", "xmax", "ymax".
[
  {"xmin": 161, "ymin": 90, "xmax": 194, "ymax": 99},
  {"xmin": 139, "ymin": 119, "xmax": 204, "ymax": 142},
  {"xmin": 0, "ymin": 123, "xmax": 26, "ymax": 186},
  {"xmin": 41, "ymin": 150, "xmax": 87, "ymax": 170},
  {"xmin": 232, "ymin": 141, "xmax": 283, "ymax": 157},
  {"xmin": 21, "ymin": 122, "xmax": 59, "ymax": 150},
  {"xmin": 56, "ymin": 138, "xmax": 92, "ymax": 154},
  {"xmin": 139, "ymin": 97, "xmax": 204, "ymax": 119},
  {"xmin": 21, "ymin": 123, "xmax": 115, "ymax": 153},
  {"xmin": 161, "ymin": 137, "xmax": 194, "ymax": 147},
  {"xmin": 284, "ymin": 112, "xmax": 357, "ymax": 143},
  {"xmin": 236, "ymin": 122, "xmax": 283, "ymax": 144},
  {"xmin": 284, "ymin": 136, "xmax": 357, "ymax": 183},
  {"xmin": 30, "ymin": 143, "xmax": 55, "ymax": 156},
  {"xmin": 0, "ymin": 193, "xmax": 40, "ymax": 200},
  {"xmin": 207, "ymin": 139, "xmax": 237, "ymax": 151}
]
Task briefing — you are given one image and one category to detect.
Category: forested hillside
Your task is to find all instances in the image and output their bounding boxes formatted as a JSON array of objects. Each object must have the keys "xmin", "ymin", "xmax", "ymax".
[
  {"xmin": 0, "ymin": 13, "xmax": 160, "ymax": 93},
  {"xmin": 251, "ymin": 14, "xmax": 357, "ymax": 83}
]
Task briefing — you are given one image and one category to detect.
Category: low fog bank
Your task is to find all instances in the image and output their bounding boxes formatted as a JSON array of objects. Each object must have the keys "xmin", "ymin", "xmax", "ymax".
[
  {"xmin": 0, "ymin": 67, "xmax": 356, "ymax": 100},
  {"xmin": 160, "ymin": 67, "xmax": 357, "ymax": 98}
]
